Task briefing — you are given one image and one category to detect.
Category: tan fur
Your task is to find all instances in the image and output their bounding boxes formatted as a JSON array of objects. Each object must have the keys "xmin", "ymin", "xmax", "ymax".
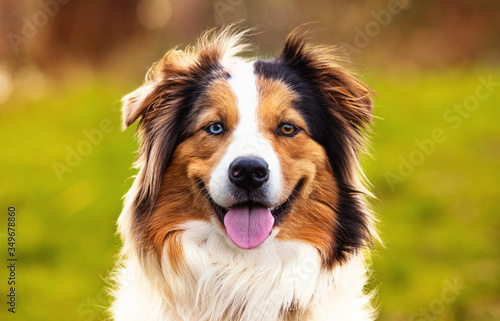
[{"xmin": 255, "ymin": 77, "xmax": 341, "ymax": 265}]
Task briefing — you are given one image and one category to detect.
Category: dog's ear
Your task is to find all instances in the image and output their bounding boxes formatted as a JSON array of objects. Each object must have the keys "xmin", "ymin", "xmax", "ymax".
[
  {"xmin": 120, "ymin": 47, "xmax": 194, "ymax": 130},
  {"xmin": 121, "ymin": 81, "xmax": 163, "ymax": 130},
  {"xmin": 277, "ymin": 32, "xmax": 374, "ymax": 187},
  {"xmin": 279, "ymin": 32, "xmax": 374, "ymax": 131},
  {"xmin": 122, "ymin": 48, "xmax": 203, "ymax": 221}
]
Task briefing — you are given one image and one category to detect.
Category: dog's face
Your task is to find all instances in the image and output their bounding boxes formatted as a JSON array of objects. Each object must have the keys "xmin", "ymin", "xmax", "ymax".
[
  {"xmin": 173, "ymin": 63, "xmax": 331, "ymax": 251},
  {"xmin": 121, "ymin": 30, "xmax": 374, "ymax": 269}
]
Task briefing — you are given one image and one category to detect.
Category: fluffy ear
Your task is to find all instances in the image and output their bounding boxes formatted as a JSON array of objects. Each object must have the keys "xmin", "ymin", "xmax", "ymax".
[
  {"xmin": 121, "ymin": 81, "xmax": 163, "ymax": 130},
  {"xmin": 122, "ymin": 26, "xmax": 251, "ymax": 132},
  {"xmin": 277, "ymin": 32, "xmax": 375, "ymax": 189},
  {"xmin": 120, "ymin": 46, "xmax": 200, "ymax": 131},
  {"xmin": 279, "ymin": 32, "xmax": 374, "ymax": 131}
]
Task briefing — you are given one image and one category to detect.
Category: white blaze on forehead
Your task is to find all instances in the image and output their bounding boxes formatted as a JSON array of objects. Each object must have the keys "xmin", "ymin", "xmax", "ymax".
[
  {"xmin": 228, "ymin": 63, "xmax": 259, "ymax": 137},
  {"xmin": 208, "ymin": 62, "xmax": 283, "ymax": 208}
]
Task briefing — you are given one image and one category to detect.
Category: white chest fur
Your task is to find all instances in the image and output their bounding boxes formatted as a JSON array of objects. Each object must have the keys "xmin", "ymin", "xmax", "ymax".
[{"xmin": 111, "ymin": 221, "xmax": 374, "ymax": 321}]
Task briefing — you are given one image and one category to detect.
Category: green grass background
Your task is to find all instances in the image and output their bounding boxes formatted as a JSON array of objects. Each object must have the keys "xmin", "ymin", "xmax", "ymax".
[{"xmin": 1, "ymin": 67, "xmax": 499, "ymax": 320}]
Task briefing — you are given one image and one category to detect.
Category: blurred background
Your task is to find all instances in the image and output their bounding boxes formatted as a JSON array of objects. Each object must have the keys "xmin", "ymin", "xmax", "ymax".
[{"xmin": 0, "ymin": 0, "xmax": 499, "ymax": 320}]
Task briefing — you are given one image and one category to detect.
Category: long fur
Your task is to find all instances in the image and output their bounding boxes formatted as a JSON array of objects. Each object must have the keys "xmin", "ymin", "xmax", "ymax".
[{"xmin": 110, "ymin": 26, "xmax": 378, "ymax": 321}]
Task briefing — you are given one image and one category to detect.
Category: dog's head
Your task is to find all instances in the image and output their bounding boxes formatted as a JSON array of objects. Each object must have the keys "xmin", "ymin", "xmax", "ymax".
[{"xmin": 121, "ymin": 28, "xmax": 374, "ymax": 269}]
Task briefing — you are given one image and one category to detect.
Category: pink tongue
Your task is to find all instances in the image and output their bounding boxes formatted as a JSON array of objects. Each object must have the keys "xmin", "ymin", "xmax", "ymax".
[{"xmin": 224, "ymin": 206, "xmax": 275, "ymax": 249}]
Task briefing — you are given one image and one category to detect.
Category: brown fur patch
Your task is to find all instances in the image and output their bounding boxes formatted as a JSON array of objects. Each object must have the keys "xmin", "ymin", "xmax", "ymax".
[
  {"xmin": 142, "ymin": 78, "xmax": 238, "ymax": 271},
  {"xmin": 256, "ymin": 77, "xmax": 339, "ymax": 263},
  {"xmin": 192, "ymin": 79, "xmax": 240, "ymax": 134}
]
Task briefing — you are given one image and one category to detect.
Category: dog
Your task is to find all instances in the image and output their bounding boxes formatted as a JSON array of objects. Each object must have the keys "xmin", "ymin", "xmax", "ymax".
[{"xmin": 111, "ymin": 27, "xmax": 377, "ymax": 321}]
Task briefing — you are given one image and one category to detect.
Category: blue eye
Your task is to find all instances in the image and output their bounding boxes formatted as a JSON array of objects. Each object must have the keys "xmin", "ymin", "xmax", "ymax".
[{"xmin": 207, "ymin": 123, "xmax": 224, "ymax": 135}]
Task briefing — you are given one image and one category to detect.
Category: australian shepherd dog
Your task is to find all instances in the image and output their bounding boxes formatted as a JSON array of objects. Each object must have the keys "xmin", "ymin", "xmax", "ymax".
[{"xmin": 111, "ymin": 27, "xmax": 377, "ymax": 321}]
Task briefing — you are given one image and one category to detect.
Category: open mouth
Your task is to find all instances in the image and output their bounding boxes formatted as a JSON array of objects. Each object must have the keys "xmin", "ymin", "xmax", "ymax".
[{"xmin": 206, "ymin": 181, "xmax": 302, "ymax": 250}]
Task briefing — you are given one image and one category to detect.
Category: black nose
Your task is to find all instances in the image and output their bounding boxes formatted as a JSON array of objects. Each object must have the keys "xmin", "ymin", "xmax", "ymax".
[{"xmin": 228, "ymin": 157, "xmax": 269, "ymax": 190}]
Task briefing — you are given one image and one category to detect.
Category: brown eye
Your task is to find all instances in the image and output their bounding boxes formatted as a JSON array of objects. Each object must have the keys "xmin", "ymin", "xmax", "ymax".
[{"xmin": 278, "ymin": 123, "xmax": 299, "ymax": 137}]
